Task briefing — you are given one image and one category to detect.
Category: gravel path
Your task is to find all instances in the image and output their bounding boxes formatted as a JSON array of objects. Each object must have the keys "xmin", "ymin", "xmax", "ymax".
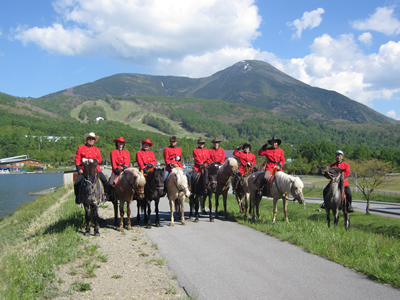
[{"xmin": 55, "ymin": 200, "xmax": 187, "ymax": 300}]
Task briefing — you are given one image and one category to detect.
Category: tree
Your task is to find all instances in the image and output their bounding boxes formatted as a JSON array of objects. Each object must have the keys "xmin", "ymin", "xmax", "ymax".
[{"xmin": 351, "ymin": 158, "xmax": 393, "ymax": 214}]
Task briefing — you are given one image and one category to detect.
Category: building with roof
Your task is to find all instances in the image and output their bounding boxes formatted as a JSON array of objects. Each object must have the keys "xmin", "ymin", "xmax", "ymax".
[{"xmin": 0, "ymin": 155, "xmax": 43, "ymax": 172}]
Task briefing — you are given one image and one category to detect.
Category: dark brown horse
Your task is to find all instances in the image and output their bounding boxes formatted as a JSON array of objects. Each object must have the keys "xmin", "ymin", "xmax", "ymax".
[
  {"xmin": 200, "ymin": 162, "xmax": 219, "ymax": 221},
  {"xmin": 320, "ymin": 166, "xmax": 350, "ymax": 229},
  {"xmin": 215, "ymin": 158, "xmax": 238, "ymax": 219},
  {"xmin": 143, "ymin": 168, "xmax": 165, "ymax": 228},
  {"xmin": 80, "ymin": 159, "xmax": 102, "ymax": 236},
  {"xmin": 113, "ymin": 168, "xmax": 146, "ymax": 231},
  {"xmin": 189, "ymin": 167, "xmax": 209, "ymax": 222}
]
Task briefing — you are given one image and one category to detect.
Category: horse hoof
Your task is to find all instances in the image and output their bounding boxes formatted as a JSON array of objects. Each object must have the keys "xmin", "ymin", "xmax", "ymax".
[
  {"xmin": 94, "ymin": 232, "xmax": 100, "ymax": 237},
  {"xmin": 194, "ymin": 219, "xmax": 199, "ymax": 223},
  {"xmin": 145, "ymin": 225, "xmax": 152, "ymax": 229},
  {"xmin": 182, "ymin": 221, "xmax": 187, "ymax": 226},
  {"xmin": 85, "ymin": 232, "xmax": 90, "ymax": 236},
  {"xmin": 117, "ymin": 227, "xmax": 124, "ymax": 232},
  {"xmin": 156, "ymin": 223, "xmax": 161, "ymax": 228},
  {"xmin": 127, "ymin": 226, "xmax": 132, "ymax": 230},
  {"xmin": 210, "ymin": 218, "xmax": 214, "ymax": 222},
  {"xmin": 169, "ymin": 223, "xmax": 174, "ymax": 227}
]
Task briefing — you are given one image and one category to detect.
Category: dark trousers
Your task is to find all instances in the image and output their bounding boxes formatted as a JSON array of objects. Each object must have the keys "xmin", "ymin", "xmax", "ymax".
[
  {"xmin": 191, "ymin": 170, "xmax": 198, "ymax": 187},
  {"xmin": 323, "ymin": 185, "xmax": 352, "ymax": 207},
  {"xmin": 74, "ymin": 171, "xmax": 108, "ymax": 196}
]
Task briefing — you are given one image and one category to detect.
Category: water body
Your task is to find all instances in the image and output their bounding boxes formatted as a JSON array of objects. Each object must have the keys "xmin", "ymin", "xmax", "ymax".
[{"xmin": 0, "ymin": 173, "xmax": 63, "ymax": 218}]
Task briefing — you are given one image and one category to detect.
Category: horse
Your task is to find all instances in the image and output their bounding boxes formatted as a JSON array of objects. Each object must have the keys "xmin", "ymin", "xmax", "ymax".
[
  {"xmin": 230, "ymin": 161, "xmax": 267, "ymax": 218},
  {"xmin": 214, "ymin": 157, "xmax": 238, "ymax": 219},
  {"xmin": 143, "ymin": 168, "xmax": 165, "ymax": 229},
  {"xmin": 200, "ymin": 162, "xmax": 219, "ymax": 221},
  {"xmin": 248, "ymin": 171, "xmax": 305, "ymax": 223},
  {"xmin": 112, "ymin": 168, "xmax": 146, "ymax": 231},
  {"xmin": 320, "ymin": 166, "xmax": 350, "ymax": 229},
  {"xmin": 80, "ymin": 159, "xmax": 103, "ymax": 236},
  {"xmin": 189, "ymin": 166, "xmax": 209, "ymax": 222},
  {"xmin": 165, "ymin": 167, "xmax": 191, "ymax": 226}
]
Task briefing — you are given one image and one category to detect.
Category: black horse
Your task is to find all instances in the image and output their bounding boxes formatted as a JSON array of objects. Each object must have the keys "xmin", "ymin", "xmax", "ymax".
[
  {"xmin": 200, "ymin": 163, "xmax": 219, "ymax": 222},
  {"xmin": 320, "ymin": 166, "xmax": 350, "ymax": 229},
  {"xmin": 143, "ymin": 168, "xmax": 165, "ymax": 228},
  {"xmin": 189, "ymin": 167, "xmax": 209, "ymax": 222},
  {"xmin": 80, "ymin": 159, "xmax": 102, "ymax": 236}
]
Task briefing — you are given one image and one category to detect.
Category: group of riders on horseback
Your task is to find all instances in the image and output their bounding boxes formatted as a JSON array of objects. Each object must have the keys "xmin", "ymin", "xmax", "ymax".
[{"xmin": 73, "ymin": 132, "xmax": 353, "ymax": 213}]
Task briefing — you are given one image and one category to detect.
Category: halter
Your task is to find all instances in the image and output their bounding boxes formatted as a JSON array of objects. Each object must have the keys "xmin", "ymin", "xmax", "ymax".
[
  {"xmin": 173, "ymin": 172, "xmax": 189, "ymax": 193},
  {"xmin": 84, "ymin": 173, "xmax": 97, "ymax": 190}
]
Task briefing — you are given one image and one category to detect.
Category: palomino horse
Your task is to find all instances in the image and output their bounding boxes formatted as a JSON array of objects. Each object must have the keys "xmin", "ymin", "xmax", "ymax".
[
  {"xmin": 214, "ymin": 158, "xmax": 238, "ymax": 219},
  {"xmin": 231, "ymin": 161, "xmax": 267, "ymax": 217},
  {"xmin": 113, "ymin": 168, "xmax": 145, "ymax": 231},
  {"xmin": 248, "ymin": 171, "xmax": 305, "ymax": 223},
  {"xmin": 200, "ymin": 162, "xmax": 219, "ymax": 222},
  {"xmin": 320, "ymin": 166, "xmax": 350, "ymax": 229},
  {"xmin": 143, "ymin": 168, "xmax": 164, "ymax": 229},
  {"xmin": 80, "ymin": 159, "xmax": 102, "ymax": 236},
  {"xmin": 189, "ymin": 167, "xmax": 209, "ymax": 222},
  {"xmin": 166, "ymin": 167, "xmax": 191, "ymax": 226}
]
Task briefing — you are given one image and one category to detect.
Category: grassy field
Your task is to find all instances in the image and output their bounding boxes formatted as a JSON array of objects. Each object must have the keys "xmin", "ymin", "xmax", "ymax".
[
  {"xmin": 70, "ymin": 100, "xmax": 202, "ymax": 139},
  {"xmin": 0, "ymin": 187, "xmax": 107, "ymax": 299},
  {"xmin": 216, "ymin": 194, "xmax": 400, "ymax": 288}
]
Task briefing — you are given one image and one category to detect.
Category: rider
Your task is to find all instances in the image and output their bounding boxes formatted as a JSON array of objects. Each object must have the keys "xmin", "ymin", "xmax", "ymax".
[
  {"xmin": 233, "ymin": 143, "xmax": 256, "ymax": 194},
  {"xmin": 163, "ymin": 135, "xmax": 191, "ymax": 183},
  {"xmin": 208, "ymin": 137, "xmax": 225, "ymax": 167},
  {"xmin": 257, "ymin": 136, "xmax": 285, "ymax": 196},
  {"xmin": 191, "ymin": 137, "xmax": 210, "ymax": 189},
  {"xmin": 136, "ymin": 138, "xmax": 157, "ymax": 175},
  {"xmin": 74, "ymin": 132, "xmax": 108, "ymax": 204},
  {"xmin": 107, "ymin": 136, "xmax": 130, "ymax": 198},
  {"xmin": 321, "ymin": 150, "xmax": 354, "ymax": 212}
]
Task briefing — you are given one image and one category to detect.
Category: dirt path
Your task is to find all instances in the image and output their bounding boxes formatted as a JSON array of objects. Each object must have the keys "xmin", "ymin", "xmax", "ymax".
[{"xmin": 54, "ymin": 201, "xmax": 187, "ymax": 300}]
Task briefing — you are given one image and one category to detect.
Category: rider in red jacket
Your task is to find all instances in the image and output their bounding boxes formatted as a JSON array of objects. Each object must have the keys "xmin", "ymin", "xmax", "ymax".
[
  {"xmin": 191, "ymin": 137, "xmax": 210, "ymax": 187},
  {"xmin": 233, "ymin": 143, "xmax": 256, "ymax": 175},
  {"xmin": 208, "ymin": 137, "xmax": 225, "ymax": 166},
  {"xmin": 74, "ymin": 132, "xmax": 108, "ymax": 204},
  {"xmin": 321, "ymin": 150, "xmax": 354, "ymax": 212},
  {"xmin": 136, "ymin": 138, "xmax": 157, "ymax": 174},
  {"xmin": 107, "ymin": 137, "xmax": 130, "ymax": 198}
]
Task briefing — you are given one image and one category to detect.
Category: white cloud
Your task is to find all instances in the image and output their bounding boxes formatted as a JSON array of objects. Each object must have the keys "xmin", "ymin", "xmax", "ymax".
[
  {"xmin": 352, "ymin": 6, "xmax": 400, "ymax": 35},
  {"xmin": 274, "ymin": 33, "xmax": 400, "ymax": 107},
  {"xmin": 14, "ymin": 0, "xmax": 261, "ymax": 65},
  {"xmin": 358, "ymin": 32, "xmax": 372, "ymax": 45},
  {"xmin": 387, "ymin": 109, "xmax": 400, "ymax": 120},
  {"xmin": 288, "ymin": 8, "xmax": 324, "ymax": 39}
]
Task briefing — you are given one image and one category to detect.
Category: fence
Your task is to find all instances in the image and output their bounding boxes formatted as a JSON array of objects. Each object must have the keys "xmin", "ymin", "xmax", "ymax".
[{"xmin": 302, "ymin": 183, "xmax": 400, "ymax": 197}]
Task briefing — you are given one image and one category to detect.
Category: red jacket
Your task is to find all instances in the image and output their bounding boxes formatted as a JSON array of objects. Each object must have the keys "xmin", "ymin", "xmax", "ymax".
[
  {"xmin": 110, "ymin": 148, "xmax": 130, "ymax": 174},
  {"xmin": 193, "ymin": 147, "xmax": 210, "ymax": 171},
  {"xmin": 233, "ymin": 149, "xmax": 256, "ymax": 174},
  {"xmin": 330, "ymin": 160, "xmax": 350, "ymax": 187},
  {"xmin": 75, "ymin": 144, "xmax": 102, "ymax": 172},
  {"xmin": 258, "ymin": 147, "xmax": 285, "ymax": 172},
  {"xmin": 209, "ymin": 147, "xmax": 225, "ymax": 165},
  {"xmin": 164, "ymin": 146, "xmax": 183, "ymax": 171},
  {"xmin": 136, "ymin": 149, "xmax": 157, "ymax": 171}
]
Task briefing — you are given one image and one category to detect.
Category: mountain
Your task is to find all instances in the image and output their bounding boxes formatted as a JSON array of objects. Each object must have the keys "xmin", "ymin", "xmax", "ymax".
[{"xmin": 43, "ymin": 60, "xmax": 395, "ymax": 124}]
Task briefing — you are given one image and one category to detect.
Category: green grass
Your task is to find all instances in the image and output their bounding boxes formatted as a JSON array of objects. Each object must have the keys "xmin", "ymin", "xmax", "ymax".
[
  {"xmin": 217, "ymin": 194, "xmax": 400, "ymax": 288},
  {"xmin": 0, "ymin": 187, "xmax": 106, "ymax": 299}
]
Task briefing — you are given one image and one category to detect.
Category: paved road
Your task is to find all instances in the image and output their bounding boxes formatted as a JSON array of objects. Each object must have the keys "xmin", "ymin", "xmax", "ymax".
[{"xmin": 143, "ymin": 197, "xmax": 400, "ymax": 300}]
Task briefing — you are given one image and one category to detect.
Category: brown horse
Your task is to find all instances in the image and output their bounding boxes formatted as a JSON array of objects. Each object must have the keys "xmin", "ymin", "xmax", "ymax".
[
  {"xmin": 166, "ymin": 167, "xmax": 191, "ymax": 226},
  {"xmin": 248, "ymin": 171, "xmax": 305, "ymax": 223},
  {"xmin": 200, "ymin": 162, "xmax": 219, "ymax": 222},
  {"xmin": 80, "ymin": 159, "xmax": 102, "ymax": 236},
  {"xmin": 113, "ymin": 168, "xmax": 146, "ymax": 231},
  {"xmin": 214, "ymin": 158, "xmax": 238, "ymax": 219}
]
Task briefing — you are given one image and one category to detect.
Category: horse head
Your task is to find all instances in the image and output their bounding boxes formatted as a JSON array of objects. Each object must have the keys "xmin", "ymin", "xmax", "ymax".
[
  {"xmin": 172, "ymin": 168, "xmax": 191, "ymax": 197},
  {"xmin": 152, "ymin": 168, "xmax": 165, "ymax": 198},
  {"xmin": 207, "ymin": 163, "xmax": 219, "ymax": 193},
  {"xmin": 289, "ymin": 176, "xmax": 305, "ymax": 204},
  {"xmin": 124, "ymin": 168, "xmax": 145, "ymax": 199}
]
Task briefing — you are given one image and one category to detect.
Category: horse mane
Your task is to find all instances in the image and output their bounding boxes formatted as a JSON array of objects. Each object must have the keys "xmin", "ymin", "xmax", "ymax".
[
  {"xmin": 221, "ymin": 157, "xmax": 238, "ymax": 173},
  {"xmin": 83, "ymin": 160, "xmax": 98, "ymax": 176},
  {"xmin": 124, "ymin": 167, "xmax": 146, "ymax": 186},
  {"xmin": 274, "ymin": 172, "xmax": 304, "ymax": 196}
]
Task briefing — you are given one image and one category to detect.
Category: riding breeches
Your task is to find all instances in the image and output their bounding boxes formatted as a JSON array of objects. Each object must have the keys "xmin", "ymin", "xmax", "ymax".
[{"xmin": 164, "ymin": 169, "xmax": 191, "ymax": 183}]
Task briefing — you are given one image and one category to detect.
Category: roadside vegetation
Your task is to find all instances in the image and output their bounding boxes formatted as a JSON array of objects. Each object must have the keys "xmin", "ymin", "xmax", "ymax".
[
  {"xmin": 219, "ymin": 194, "xmax": 400, "ymax": 288},
  {"xmin": 0, "ymin": 187, "xmax": 106, "ymax": 299}
]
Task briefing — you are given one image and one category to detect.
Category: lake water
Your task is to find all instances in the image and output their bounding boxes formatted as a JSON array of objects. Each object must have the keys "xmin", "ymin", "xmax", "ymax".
[{"xmin": 0, "ymin": 173, "xmax": 64, "ymax": 218}]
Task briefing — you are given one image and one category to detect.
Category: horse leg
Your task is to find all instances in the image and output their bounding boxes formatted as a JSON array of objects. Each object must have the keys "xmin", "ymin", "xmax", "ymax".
[
  {"xmin": 155, "ymin": 199, "xmax": 161, "ymax": 227},
  {"xmin": 272, "ymin": 198, "xmax": 278, "ymax": 224},
  {"xmin": 169, "ymin": 199, "xmax": 175, "ymax": 227},
  {"xmin": 333, "ymin": 208, "xmax": 339, "ymax": 227},
  {"xmin": 344, "ymin": 211, "xmax": 350, "ymax": 229},
  {"xmin": 209, "ymin": 192, "xmax": 214, "ymax": 222},
  {"xmin": 283, "ymin": 197, "xmax": 289, "ymax": 223},
  {"xmin": 145, "ymin": 199, "xmax": 152, "ymax": 229},
  {"xmin": 126, "ymin": 200, "xmax": 132, "ymax": 230},
  {"xmin": 326, "ymin": 208, "xmax": 331, "ymax": 228},
  {"xmin": 118, "ymin": 201, "xmax": 125, "ymax": 231},
  {"xmin": 215, "ymin": 193, "xmax": 220, "ymax": 219},
  {"xmin": 223, "ymin": 192, "xmax": 228, "ymax": 219},
  {"xmin": 136, "ymin": 200, "xmax": 141, "ymax": 222},
  {"xmin": 180, "ymin": 197, "xmax": 187, "ymax": 225},
  {"xmin": 113, "ymin": 198, "xmax": 119, "ymax": 226},
  {"xmin": 256, "ymin": 195, "xmax": 261, "ymax": 220},
  {"xmin": 189, "ymin": 195, "xmax": 194, "ymax": 219},
  {"xmin": 201, "ymin": 194, "xmax": 206, "ymax": 215},
  {"xmin": 84, "ymin": 204, "xmax": 91, "ymax": 235},
  {"xmin": 93, "ymin": 203, "xmax": 100, "ymax": 236},
  {"xmin": 194, "ymin": 195, "xmax": 200, "ymax": 223}
]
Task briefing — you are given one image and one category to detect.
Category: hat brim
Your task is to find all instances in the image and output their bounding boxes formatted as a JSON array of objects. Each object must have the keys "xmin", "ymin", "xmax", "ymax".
[
  {"xmin": 268, "ymin": 139, "xmax": 281, "ymax": 145},
  {"xmin": 142, "ymin": 140, "xmax": 153, "ymax": 146},
  {"xmin": 114, "ymin": 139, "xmax": 127, "ymax": 143},
  {"xmin": 84, "ymin": 134, "xmax": 99, "ymax": 142}
]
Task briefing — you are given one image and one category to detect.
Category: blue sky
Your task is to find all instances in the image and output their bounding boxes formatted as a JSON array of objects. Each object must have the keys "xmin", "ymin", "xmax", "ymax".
[{"xmin": 1, "ymin": 0, "xmax": 400, "ymax": 120}]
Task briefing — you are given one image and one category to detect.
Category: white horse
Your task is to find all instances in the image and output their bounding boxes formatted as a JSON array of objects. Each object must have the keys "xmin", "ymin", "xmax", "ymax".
[
  {"xmin": 166, "ymin": 167, "xmax": 191, "ymax": 226},
  {"xmin": 248, "ymin": 171, "xmax": 305, "ymax": 223}
]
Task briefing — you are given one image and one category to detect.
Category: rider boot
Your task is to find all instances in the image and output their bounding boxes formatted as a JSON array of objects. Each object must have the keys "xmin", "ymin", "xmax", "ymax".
[
  {"xmin": 162, "ymin": 181, "xmax": 167, "ymax": 197},
  {"xmin": 74, "ymin": 183, "xmax": 80, "ymax": 204},
  {"xmin": 258, "ymin": 176, "xmax": 266, "ymax": 197}
]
